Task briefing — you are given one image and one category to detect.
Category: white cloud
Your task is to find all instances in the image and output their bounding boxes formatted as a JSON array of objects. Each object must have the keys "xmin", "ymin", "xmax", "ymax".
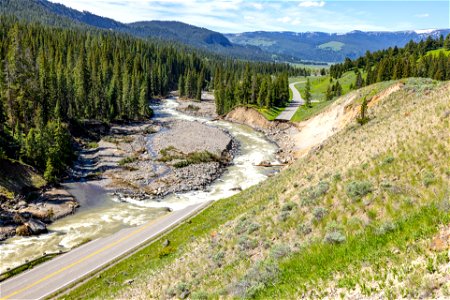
[
  {"xmin": 415, "ymin": 13, "xmax": 430, "ymax": 18},
  {"xmin": 277, "ymin": 16, "xmax": 292, "ymax": 24},
  {"xmin": 299, "ymin": 1, "xmax": 325, "ymax": 8},
  {"xmin": 251, "ymin": 3, "xmax": 263, "ymax": 10}
]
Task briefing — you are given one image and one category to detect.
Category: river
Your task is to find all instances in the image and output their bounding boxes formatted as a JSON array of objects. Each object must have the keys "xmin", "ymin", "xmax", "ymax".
[{"xmin": 0, "ymin": 97, "xmax": 279, "ymax": 273}]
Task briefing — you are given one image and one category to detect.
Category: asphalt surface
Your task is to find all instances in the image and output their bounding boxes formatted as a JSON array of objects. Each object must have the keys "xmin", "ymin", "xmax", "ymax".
[
  {"xmin": 275, "ymin": 82, "xmax": 305, "ymax": 121},
  {"xmin": 0, "ymin": 201, "xmax": 210, "ymax": 300}
]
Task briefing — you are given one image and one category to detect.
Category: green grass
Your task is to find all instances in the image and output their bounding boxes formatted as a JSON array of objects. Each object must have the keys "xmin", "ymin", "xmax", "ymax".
[
  {"xmin": 318, "ymin": 41, "xmax": 345, "ymax": 51},
  {"xmin": 118, "ymin": 155, "xmax": 138, "ymax": 166},
  {"xmin": 256, "ymin": 204, "xmax": 449, "ymax": 298},
  {"xmin": 290, "ymin": 100, "xmax": 335, "ymax": 122},
  {"xmin": 258, "ymin": 106, "xmax": 285, "ymax": 121},
  {"xmin": 294, "ymin": 71, "xmax": 362, "ymax": 102},
  {"xmin": 0, "ymin": 253, "xmax": 61, "ymax": 282},
  {"xmin": 424, "ymin": 48, "xmax": 450, "ymax": 57},
  {"xmin": 86, "ymin": 141, "xmax": 99, "ymax": 149}
]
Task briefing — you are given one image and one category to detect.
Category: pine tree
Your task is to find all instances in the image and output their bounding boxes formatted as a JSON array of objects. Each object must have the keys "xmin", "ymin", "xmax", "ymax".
[
  {"xmin": 325, "ymin": 85, "xmax": 333, "ymax": 101},
  {"xmin": 178, "ymin": 74, "xmax": 185, "ymax": 98},
  {"xmin": 356, "ymin": 97, "xmax": 369, "ymax": 125},
  {"xmin": 444, "ymin": 34, "xmax": 450, "ymax": 50},
  {"xmin": 355, "ymin": 72, "xmax": 363, "ymax": 89},
  {"xmin": 304, "ymin": 78, "xmax": 312, "ymax": 107},
  {"xmin": 196, "ymin": 73, "xmax": 203, "ymax": 101}
]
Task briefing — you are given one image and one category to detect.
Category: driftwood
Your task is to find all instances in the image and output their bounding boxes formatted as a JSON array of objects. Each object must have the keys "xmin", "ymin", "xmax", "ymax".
[{"xmin": 255, "ymin": 163, "xmax": 287, "ymax": 167}]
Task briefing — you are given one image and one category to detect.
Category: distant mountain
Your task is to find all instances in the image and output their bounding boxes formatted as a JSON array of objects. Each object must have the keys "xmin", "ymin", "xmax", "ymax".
[
  {"xmin": 226, "ymin": 29, "xmax": 450, "ymax": 62},
  {"xmin": 2, "ymin": 0, "xmax": 448, "ymax": 63},
  {"xmin": 0, "ymin": 0, "xmax": 278, "ymax": 62}
]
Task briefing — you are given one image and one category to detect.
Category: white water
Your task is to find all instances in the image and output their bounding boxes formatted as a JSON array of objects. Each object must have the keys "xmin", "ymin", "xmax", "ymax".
[{"xmin": 0, "ymin": 98, "xmax": 279, "ymax": 273}]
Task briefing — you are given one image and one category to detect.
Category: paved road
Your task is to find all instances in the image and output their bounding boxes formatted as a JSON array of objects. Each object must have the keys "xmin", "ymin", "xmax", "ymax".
[
  {"xmin": 275, "ymin": 82, "xmax": 304, "ymax": 121},
  {"xmin": 0, "ymin": 201, "xmax": 211, "ymax": 300}
]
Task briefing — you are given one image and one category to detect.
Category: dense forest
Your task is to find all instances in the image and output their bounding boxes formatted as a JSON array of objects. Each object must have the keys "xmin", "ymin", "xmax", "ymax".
[
  {"xmin": 0, "ymin": 17, "xmax": 304, "ymax": 182},
  {"xmin": 330, "ymin": 34, "xmax": 450, "ymax": 84},
  {"xmin": 213, "ymin": 67, "xmax": 290, "ymax": 115}
]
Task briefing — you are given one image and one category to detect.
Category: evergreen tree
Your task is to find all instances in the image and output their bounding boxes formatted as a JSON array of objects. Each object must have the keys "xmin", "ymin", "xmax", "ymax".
[
  {"xmin": 325, "ymin": 85, "xmax": 333, "ymax": 101},
  {"xmin": 356, "ymin": 97, "xmax": 369, "ymax": 125},
  {"xmin": 304, "ymin": 78, "xmax": 312, "ymax": 107},
  {"xmin": 178, "ymin": 75, "xmax": 185, "ymax": 98}
]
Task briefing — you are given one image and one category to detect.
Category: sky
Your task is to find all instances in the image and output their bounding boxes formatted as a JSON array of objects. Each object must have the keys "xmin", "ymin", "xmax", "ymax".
[{"xmin": 49, "ymin": 0, "xmax": 450, "ymax": 33}]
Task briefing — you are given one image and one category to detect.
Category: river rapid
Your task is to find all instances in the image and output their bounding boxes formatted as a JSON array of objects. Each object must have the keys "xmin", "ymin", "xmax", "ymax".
[{"xmin": 0, "ymin": 97, "xmax": 279, "ymax": 273}]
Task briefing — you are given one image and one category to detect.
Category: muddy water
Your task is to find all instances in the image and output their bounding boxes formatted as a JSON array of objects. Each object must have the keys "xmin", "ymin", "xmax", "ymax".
[{"xmin": 0, "ymin": 98, "xmax": 279, "ymax": 273}]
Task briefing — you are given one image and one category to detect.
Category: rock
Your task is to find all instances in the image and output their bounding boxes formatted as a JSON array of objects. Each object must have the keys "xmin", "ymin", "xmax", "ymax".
[
  {"xmin": 180, "ymin": 290, "xmax": 190, "ymax": 299},
  {"xmin": 230, "ymin": 186, "xmax": 242, "ymax": 192},
  {"xmin": 162, "ymin": 239, "xmax": 170, "ymax": 247},
  {"xmin": 18, "ymin": 200, "xmax": 28, "ymax": 209},
  {"xmin": 16, "ymin": 224, "xmax": 31, "ymax": 236},
  {"xmin": 124, "ymin": 279, "xmax": 134, "ymax": 285},
  {"xmin": 24, "ymin": 219, "xmax": 47, "ymax": 235}
]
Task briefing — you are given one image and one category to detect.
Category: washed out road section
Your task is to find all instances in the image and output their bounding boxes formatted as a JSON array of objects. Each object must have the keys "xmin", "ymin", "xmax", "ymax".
[{"xmin": 0, "ymin": 201, "xmax": 210, "ymax": 300}]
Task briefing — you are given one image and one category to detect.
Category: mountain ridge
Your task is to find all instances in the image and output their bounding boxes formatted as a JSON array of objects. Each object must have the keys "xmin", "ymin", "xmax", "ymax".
[{"xmin": 1, "ymin": 0, "xmax": 449, "ymax": 63}]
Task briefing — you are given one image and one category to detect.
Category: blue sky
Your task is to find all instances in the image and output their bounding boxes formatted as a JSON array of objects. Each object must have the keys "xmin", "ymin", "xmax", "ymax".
[{"xmin": 50, "ymin": 0, "xmax": 450, "ymax": 33}]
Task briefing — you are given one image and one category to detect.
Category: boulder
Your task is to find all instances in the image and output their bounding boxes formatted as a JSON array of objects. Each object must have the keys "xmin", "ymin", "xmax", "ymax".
[
  {"xmin": 24, "ymin": 218, "xmax": 47, "ymax": 235},
  {"xmin": 16, "ymin": 224, "xmax": 31, "ymax": 236}
]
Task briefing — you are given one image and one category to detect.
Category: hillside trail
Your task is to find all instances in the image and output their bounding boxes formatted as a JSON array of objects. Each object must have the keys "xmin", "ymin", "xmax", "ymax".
[{"xmin": 292, "ymin": 82, "xmax": 403, "ymax": 157}]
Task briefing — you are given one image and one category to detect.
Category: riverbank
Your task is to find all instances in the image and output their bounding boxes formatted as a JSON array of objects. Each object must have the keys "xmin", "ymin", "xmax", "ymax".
[{"xmin": 0, "ymin": 158, "xmax": 79, "ymax": 241}]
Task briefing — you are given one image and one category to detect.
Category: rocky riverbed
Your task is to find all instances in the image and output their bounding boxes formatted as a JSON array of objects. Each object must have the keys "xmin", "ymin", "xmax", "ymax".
[{"xmin": 72, "ymin": 116, "xmax": 236, "ymax": 201}]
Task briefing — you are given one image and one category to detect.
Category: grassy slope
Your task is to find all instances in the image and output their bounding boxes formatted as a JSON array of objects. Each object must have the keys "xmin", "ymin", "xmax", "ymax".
[
  {"xmin": 425, "ymin": 48, "xmax": 450, "ymax": 57},
  {"xmin": 290, "ymin": 71, "xmax": 365, "ymax": 122},
  {"xmin": 64, "ymin": 78, "xmax": 449, "ymax": 299}
]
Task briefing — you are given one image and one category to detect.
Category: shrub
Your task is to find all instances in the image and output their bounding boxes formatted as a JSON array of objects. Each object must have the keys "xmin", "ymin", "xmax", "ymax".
[
  {"xmin": 234, "ymin": 217, "xmax": 260, "ymax": 235},
  {"xmin": 281, "ymin": 202, "xmax": 297, "ymax": 212},
  {"xmin": 158, "ymin": 246, "xmax": 176, "ymax": 258},
  {"xmin": 118, "ymin": 155, "xmax": 138, "ymax": 166},
  {"xmin": 301, "ymin": 181, "xmax": 330, "ymax": 205},
  {"xmin": 313, "ymin": 207, "xmax": 328, "ymax": 221},
  {"xmin": 191, "ymin": 291, "xmax": 209, "ymax": 300},
  {"xmin": 382, "ymin": 156, "xmax": 395, "ymax": 165},
  {"xmin": 278, "ymin": 211, "xmax": 290, "ymax": 222},
  {"xmin": 324, "ymin": 230, "xmax": 346, "ymax": 244},
  {"xmin": 422, "ymin": 171, "xmax": 436, "ymax": 187},
  {"xmin": 345, "ymin": 180, "xmax": 373, "ymax": 201},
  {"xmin": 213, "ymin": 251, "xmax": 225, "ymax": 267},
  {"xmin": 297, "ymin": 223, "xmax": 312, "ymax": 235},
  {"xmin": 238, "ymin": 235, "xmax": 258, "ymax": 250},
  {"xmin": 269, "ymin": 244, "xmax": 291, "ymax": 259},
  {"xmin": 375, "ymin": 221, "xmax": 397, "ymax": 235},
  {"xmin": 230, "ymin": 260, "xmax": 279, "ymax": 298}
]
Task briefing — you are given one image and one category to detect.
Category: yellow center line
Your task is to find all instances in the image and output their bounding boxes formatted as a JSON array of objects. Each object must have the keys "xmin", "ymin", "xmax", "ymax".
[{"xmin": 1, "ymin": 214, "xmax": 168, "ymax": 300}]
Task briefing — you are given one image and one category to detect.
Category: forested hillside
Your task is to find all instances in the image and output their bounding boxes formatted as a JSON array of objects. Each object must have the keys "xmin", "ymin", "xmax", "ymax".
[
  {"xmin": 331, "ymin": 34, "xmax": 450, "ymax": 83},
  {"xmin": 0, "ymin": 0, "xmax": 283, "ymax": 62},
  {"xmin": 0, "ymin": 17, "xmax": 301, "ymax": 182}
]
